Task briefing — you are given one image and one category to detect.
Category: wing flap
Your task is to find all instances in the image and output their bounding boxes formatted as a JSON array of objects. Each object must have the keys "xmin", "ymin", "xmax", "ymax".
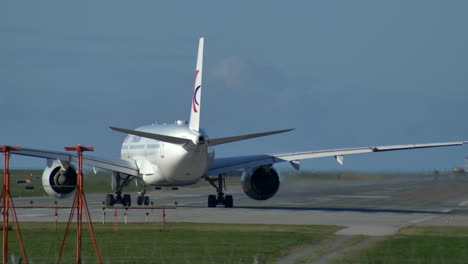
[
  {"xmin": 272, "ymin": 141, "xmax": 467, "ymax": 161},
  {"xmin": 207, "ymin": 141, "xmax": 467, "ymax": 176}
]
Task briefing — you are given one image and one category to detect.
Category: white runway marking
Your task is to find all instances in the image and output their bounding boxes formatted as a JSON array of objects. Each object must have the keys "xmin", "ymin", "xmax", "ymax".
[
  {"xmin": 152, "ymin": 194, "xmax": 203, "ymax": 198},
  {"xmin": 328, "ymin": 195, "xmax": 390, "ymax": 199},
  {"xmin": 17, "ymin": 213, "xmax": 50, "ymax": 217},
  {"xmin": 408, "ymin": 216, "xmax": 436, "ymax": 224}
]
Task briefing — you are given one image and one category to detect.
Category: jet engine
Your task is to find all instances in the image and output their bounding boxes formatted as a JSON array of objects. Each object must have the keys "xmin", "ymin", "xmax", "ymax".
[
  {"xmin": 241, "ymin": 166, "xmax": 280, "ymax": 200},
  {"xmin": 42, "ymin": 160, "xmax": 77, "ymax": 198}
]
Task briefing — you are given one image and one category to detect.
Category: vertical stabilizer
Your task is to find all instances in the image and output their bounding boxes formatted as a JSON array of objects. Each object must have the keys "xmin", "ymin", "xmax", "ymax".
[{"xmin": 189, "ymin": 37, "xmax": 204, "ymax": 132}]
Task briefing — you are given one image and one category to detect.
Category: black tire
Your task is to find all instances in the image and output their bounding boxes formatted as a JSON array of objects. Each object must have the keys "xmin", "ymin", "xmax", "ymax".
[
  {"xmin": 208, "ymin": 195, "xmax": 217, "ymax": 207},
  {"xmin": 106, "ymin": 194, "xmax": 115, "ymax": 206},
  {"xmin": 123, "ymin": 194, "xmax": 131, "ymax": 207},
  {"xmin": 137, "ymin": 196, "xmax": 143, "ymax": 206},
  {"xmin": 144, "ymin": 196, "xmax": 150, "ymax": 206},
  {"xmin": 225, "ymin": 195, "xmax": 233, "ymax": 208}
]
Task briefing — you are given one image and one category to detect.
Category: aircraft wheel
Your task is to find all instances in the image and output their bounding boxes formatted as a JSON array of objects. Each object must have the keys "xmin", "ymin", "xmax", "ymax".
[
  {"xmin": 137, "ymin": 196, "xmax": 143, "ymax": 206},
  {"xmin": 144, "ymin": 196, "xmax": 150, "ymax": 205},
  {"xmin": 123, "ymin": 194, "xmax": 131, "ymax": 207},
  {"xmin": 208, "ymin": 195, "xmax": 217, "ymax": 207},
  {"xmin": 225, "ymin": 195, "xmax": 233, "ymax": 208},
  {"xmin": 106, "ymin": 194, "xmax": 115, "ymax": 206}
]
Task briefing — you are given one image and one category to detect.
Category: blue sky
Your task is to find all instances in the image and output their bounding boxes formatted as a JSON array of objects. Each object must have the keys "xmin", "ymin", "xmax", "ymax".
[{"xmin": 1, "ymin": 1, "xmax": 467, "ymax": 172}]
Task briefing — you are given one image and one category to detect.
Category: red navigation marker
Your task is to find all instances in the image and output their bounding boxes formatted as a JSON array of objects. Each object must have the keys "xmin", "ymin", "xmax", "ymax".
[
  {"xmin": 57, "ymin": 145, "xmax": 101, "ymax": 264},
  {"xmin": 1, "ymin": 146, "xmax": 28, "ymax": 264}
]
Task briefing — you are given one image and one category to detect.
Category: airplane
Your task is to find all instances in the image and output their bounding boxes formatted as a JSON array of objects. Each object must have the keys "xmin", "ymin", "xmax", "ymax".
[{"xmin": 10, "ymin": 37, "xmax": 468, "ymax": 208}]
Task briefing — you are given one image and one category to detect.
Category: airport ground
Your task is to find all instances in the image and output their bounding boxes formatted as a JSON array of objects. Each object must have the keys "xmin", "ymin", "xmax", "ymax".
[{"xmin": 5, "ymin": 170, "xmax": 468, "ymax": 263}]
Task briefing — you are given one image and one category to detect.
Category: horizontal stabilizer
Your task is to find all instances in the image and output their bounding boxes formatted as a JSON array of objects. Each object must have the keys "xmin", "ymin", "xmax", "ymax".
[
  {"xmin": 208, "ymin": 128, "xmax": 294, "ymax": 146},
  {"xmin": 110, "ymin": 127, "xmax": 191, "ymax": 145}
]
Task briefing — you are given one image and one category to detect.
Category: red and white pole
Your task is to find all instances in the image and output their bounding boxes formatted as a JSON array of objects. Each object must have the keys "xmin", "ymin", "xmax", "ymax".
[
  {"xmin": 1, "ymin": 146, "xmax": 28, "ymax": 264},
  {"xmin": 57, "ymin": 145, "xmax": 101, "ymax": 264}
]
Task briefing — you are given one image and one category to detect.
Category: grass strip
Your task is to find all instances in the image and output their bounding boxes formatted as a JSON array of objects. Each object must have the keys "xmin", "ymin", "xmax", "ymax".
[
  {"xmin": 2, "ymin": 222, "xmax": 340, "ymax": 264},
  {"xmin": 331, "ymin": 226, "xmax": 468, "ymax": 264},
  {"xmin": 295, "ymin": 235, "xmax": 367, "ymax": 264}
]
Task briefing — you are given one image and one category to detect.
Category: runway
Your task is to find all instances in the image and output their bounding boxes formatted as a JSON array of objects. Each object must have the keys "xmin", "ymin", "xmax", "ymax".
[{"xmin": 10, "ymin": 172, "xmax": 468, "ymax": 236}]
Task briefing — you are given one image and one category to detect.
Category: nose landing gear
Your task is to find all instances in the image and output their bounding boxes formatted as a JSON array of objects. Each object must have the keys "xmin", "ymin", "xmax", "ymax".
[{"xmin": 136, "ymin": 191, "xmax": 150, "ymax": 206}]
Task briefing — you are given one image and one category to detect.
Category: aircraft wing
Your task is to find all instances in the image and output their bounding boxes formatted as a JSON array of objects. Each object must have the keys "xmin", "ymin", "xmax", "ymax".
[
  {"xmin": 10, "ymin": 148, "xmax": 139, "ymax": 176},
  {"xmin": 207, "ymin": 141, "xmax": 467, "ymax": 176}
]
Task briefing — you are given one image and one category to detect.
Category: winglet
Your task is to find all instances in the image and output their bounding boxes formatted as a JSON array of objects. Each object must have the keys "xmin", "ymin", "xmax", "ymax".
[{"xmin": 189, "ymin": 37, "xmax": 204, "ymax": 132}]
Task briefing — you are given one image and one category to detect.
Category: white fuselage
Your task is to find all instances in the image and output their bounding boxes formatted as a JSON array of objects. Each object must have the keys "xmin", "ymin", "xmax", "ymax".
[{"xmin": 120, "ymin": 122, "xmax": 214, "ymax": 186}]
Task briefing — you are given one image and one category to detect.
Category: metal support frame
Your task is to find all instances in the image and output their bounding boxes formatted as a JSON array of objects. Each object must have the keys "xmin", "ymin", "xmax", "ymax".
[
  {"xmin": 1, "ymin": 146, "xmax": 28, "ymax": 264},
  {"xmin": 57, "ymin": 145, "xmax": 101, "ymax": 264},
  {"xmin": 112, "ymin": 173, "xmax": 135, "ymax": 204},
  {"xmin": 217, "ymin": 175, "xmax": 225, "ymax": 203},
  {"xmin": 205, "ymin": 174, "xmax": 226, "ymax": 204},
  {"xmin": 118, "ymin": 174, "xmax": 134, "ymax": 190}
]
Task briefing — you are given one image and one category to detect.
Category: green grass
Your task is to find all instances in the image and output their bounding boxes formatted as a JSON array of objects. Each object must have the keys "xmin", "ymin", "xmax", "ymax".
[
  {"xmin": 2, "ymin": 222, "xmax": 340, "ymax": 264},
  {"xmin": 332, "ymin": 226, "xmax": 468, "ymax": 264},
  {"xmin": 295, "ymin": 235, "xmax": 367, "ymax": 264},
  {"xmin": 2, "ymin": 169, "xmax": 44, "ymax": 197}
]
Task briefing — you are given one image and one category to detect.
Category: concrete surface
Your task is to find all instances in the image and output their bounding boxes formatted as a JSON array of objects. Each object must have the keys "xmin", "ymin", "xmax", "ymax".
[{"xmin": 9, "ymin": 172, "xmax": 468, "ymax": 236}]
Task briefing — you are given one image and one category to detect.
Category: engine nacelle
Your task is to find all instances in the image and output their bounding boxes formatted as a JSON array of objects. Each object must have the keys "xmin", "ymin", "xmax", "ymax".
[
  {"xmin": 42, "ymin": 160, "xmax": 77, "ymax": 198},
  {"xmin": 241, "ymin": 166, "xmax": 280, "ymax": 200}
]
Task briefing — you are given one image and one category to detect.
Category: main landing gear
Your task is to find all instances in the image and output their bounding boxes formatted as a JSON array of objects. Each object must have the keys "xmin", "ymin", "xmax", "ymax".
[
  {"xmin": 105, "ymin": 191, "xmax": 150, "ymax": 207},
  {"xmin": 105, "ymin": 191, "xmax": 131, "ymax": 207},
  {"xmin": 136, "ymin": 191, "xmax": 150, "ymax": 206},
  {"xmin": 205, "ymin": 174, "xmax": 233, "ymax": 208},
  {"xmin": 105, "ymin": 172, "xmax": 149, "ymax": 207}
]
